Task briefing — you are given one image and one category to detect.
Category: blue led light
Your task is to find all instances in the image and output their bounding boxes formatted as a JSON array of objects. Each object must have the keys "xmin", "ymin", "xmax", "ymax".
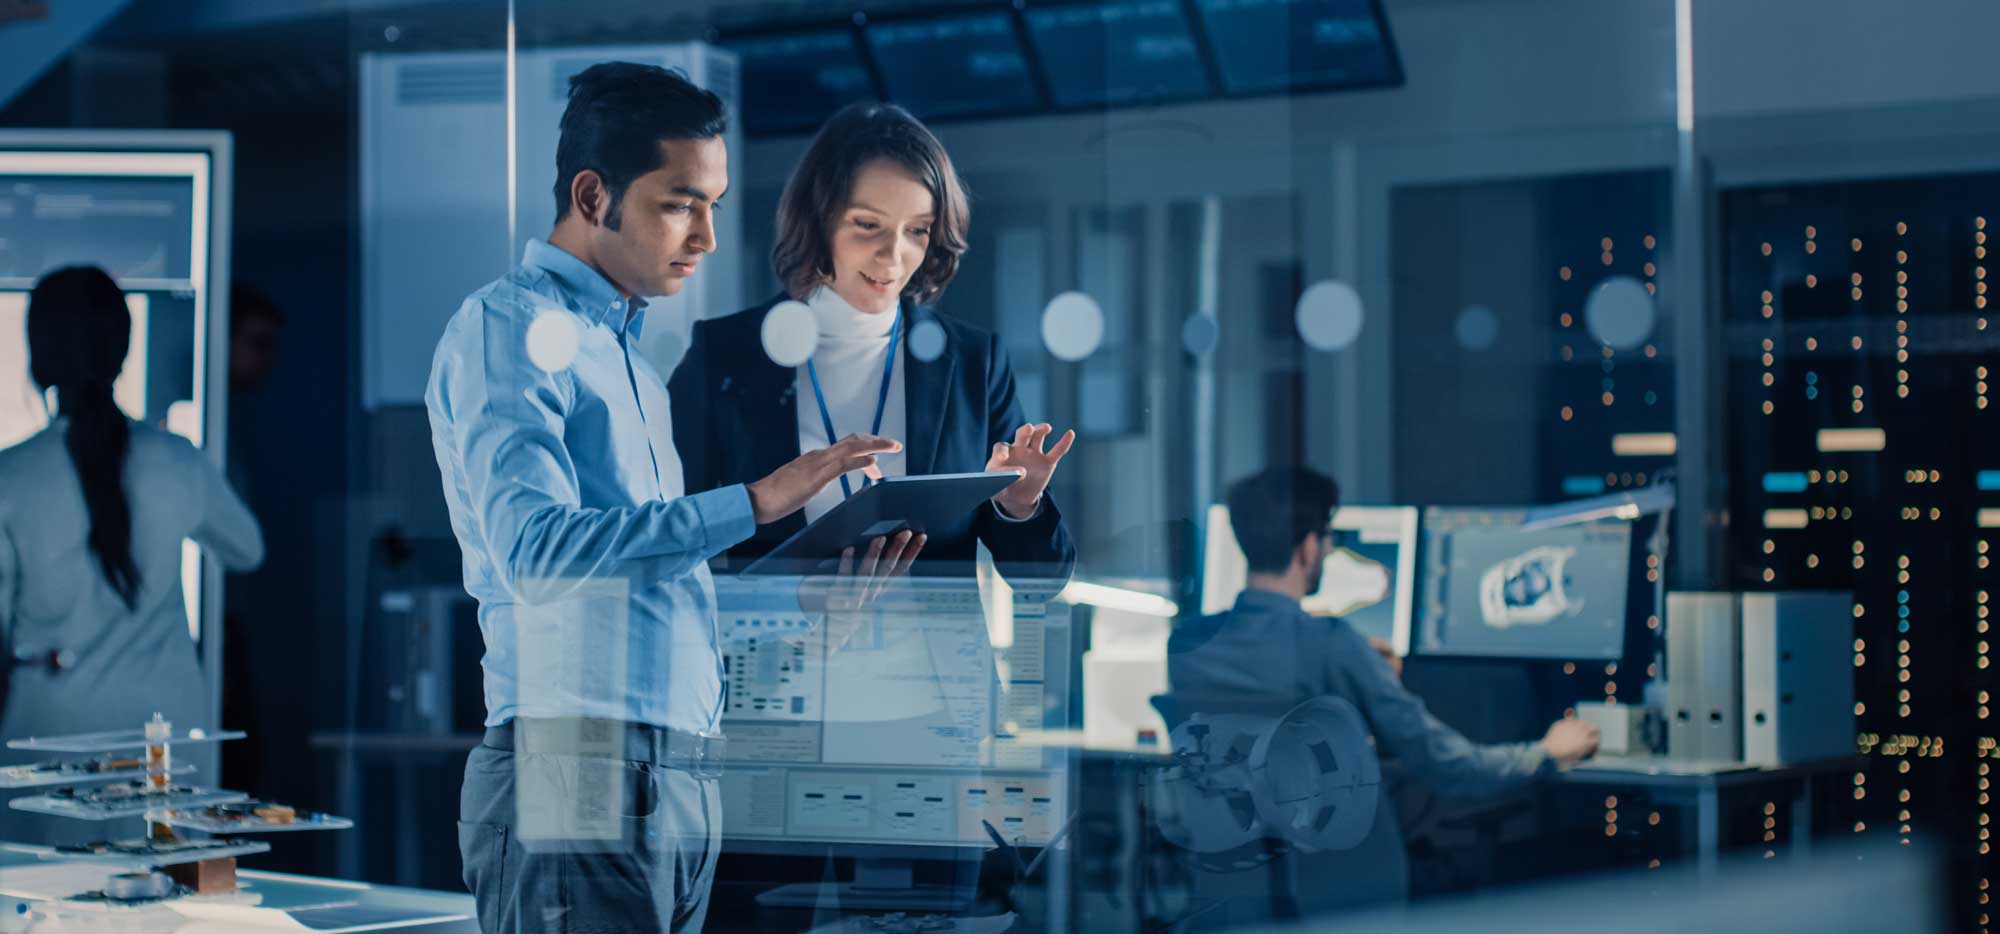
[
  {"xmin": 1898, "ymin": 590, "xmax": 1910, "ymax": 604},
  {"xmin": 1899, "ymin": 621, "xmax": 1911, "ymax": 633},
  {"xmin": 1763, "ymin": 472, "xmax": 1809, "ymax": 494},
  {"xmin": 1978, "ymin": 471, "xmax": 2000, "ymax": 491},
  {"xmin": 1563, "ymin": 475, "xmax": 1608, "ymax": 496}
]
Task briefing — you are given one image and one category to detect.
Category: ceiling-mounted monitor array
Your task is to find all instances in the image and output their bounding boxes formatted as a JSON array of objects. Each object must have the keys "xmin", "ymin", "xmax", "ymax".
[{"xmin": 721, "ymin": 0, "xmax": 1402, "ymax": 137}]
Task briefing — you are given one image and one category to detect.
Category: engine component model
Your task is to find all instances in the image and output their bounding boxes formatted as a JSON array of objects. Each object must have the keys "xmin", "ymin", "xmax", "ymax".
[{"xmin": 1478, "ymin": 545, "xmax": 1581, "ymax": 628}]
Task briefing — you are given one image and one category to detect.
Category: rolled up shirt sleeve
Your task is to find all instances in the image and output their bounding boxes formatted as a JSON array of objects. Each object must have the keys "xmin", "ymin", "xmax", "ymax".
[
  {"xmin": 430, "ymin": 297, "xmax": 754, "ymax": 605},
  {"xmin": 1330, "ymin": 627, "xmax": 1551, "ymax": 799}
]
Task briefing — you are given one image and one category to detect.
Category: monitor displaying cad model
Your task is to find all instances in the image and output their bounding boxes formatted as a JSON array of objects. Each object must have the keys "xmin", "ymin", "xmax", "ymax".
[
  {"xmin": 1417, "ymin": 508, "xmax": 1632, "ymax": 659},
  {"xmin": 1200, "ymin": 504, "xmax": 1418, "ymax": 656},
  {"xmin": 712, "ymin": 576, "xmax": 1070, "ymax": 851}
]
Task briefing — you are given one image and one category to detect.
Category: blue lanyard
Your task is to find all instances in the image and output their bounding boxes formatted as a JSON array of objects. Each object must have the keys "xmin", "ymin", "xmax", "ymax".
[{"xmin": 806, "ymin": 307, "xmax": 902, "ymax": 500}]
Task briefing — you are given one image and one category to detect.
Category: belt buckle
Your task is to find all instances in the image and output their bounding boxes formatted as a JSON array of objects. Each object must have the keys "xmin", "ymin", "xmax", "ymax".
[{"xmin": 694, "ymin": 730, "xmax": 726, "ymax": 779}]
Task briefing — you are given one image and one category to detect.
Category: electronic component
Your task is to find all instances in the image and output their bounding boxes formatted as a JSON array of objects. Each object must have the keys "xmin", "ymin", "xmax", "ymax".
[
  {"xmin": 100, "ymin": 872, "xmax": 175, "ymax": 902},
  {"xmin": 163, "ymin": 857, "xmax": 238, "ymax": 895},
  {"xmin": 143, "ymin": 714, "xmax": 171, "ymax": 794},
  {"xmin": 0, "ymin": 757, "xmax": 191, "ymax": 789},
  {"xmin": 54, "ymin": 837, "xmax": 271, "ymax": 868},
  {"xmin": 12, "ymin": 713, "xmax": 339, "ymax": 909},
  {"xmin": 148, "ymin": 800, "xmax": 353, "ymax": 834},
  {"xmin": 9, "ymin": 781, "xmax": 248, "ymax": 820},
  {"xmin": 1575, "ymin": 701, "xmax": 1651, "ymax": 757}
]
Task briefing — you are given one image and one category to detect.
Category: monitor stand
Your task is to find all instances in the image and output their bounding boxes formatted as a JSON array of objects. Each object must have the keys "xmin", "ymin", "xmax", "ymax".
[{"xmin": 754, "ymin": 857, "xmax": 976, "ymax": 913}]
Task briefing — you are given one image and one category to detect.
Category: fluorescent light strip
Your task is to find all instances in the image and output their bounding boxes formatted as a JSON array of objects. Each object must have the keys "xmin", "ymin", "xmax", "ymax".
[
  {"xmin": 0, "ymin": 151, "xmax": 211, "ymax": 177},
  {"xmin": 1611, "ymin": 432, "xmax": 1678, "ymax": 457},
  {"xmin": 1816, "ymin": 428, "xmax": 1887, "ymax": 453},
  {"xmin": 1674, "ymin": 0, "xmax": 1693, "ymax": 133},
  {"xmin": 1981, "ymin": 509, "xmax": 2000, "ymax": 529},
  {"xmin": 1058, "ymin": 581, "xmax": 1179, "ymax": 619},
  {"xmin": 1764, "ymin": 509, "xmax": 1810, "ymax": 530}
]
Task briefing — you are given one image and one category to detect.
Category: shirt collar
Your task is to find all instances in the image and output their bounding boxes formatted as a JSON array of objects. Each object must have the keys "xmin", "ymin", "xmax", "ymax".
[
  {"xmin": 522, "ymin": 238, "xmax": 645, "ymax": 338},
  {"xmin": 1234, "ymin": 588, "xmax": 1305, "ymax": 616}
]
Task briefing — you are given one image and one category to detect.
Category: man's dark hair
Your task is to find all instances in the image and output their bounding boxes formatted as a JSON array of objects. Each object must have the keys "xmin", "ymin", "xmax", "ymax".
[
  {"xmin": 553, "ymin": 62, "xmax": 727, "ymax": 229},
  {"xmin": 1224, "ymin": 466, "xmax": 1341, "ymax": 574},
  {"xmin": 771, "ymin": 102, "xmax": 970, "ymax": 305}
]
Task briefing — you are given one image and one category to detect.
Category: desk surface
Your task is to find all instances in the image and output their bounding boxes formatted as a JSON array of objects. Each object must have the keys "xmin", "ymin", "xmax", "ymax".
[
  {"xmin": 1555, "ymin": 754, "xmax": 1868, "ymax": 788},
  {"xmin": 995, "ymin": 729, "xmax": 1176, "ymax": 764},
  {"xmin": 0, "ymin": 844, "xmax": 477, "ymax": 932}
]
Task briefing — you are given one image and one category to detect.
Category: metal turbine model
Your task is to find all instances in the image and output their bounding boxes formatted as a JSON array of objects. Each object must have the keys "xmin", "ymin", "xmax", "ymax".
[{"xmin": 1155, "ymin": 696, "xmax": 1381, "ymax": 867}]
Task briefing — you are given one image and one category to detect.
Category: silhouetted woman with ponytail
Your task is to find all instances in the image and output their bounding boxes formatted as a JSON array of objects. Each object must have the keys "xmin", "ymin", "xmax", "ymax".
[{"xmin": 0, "ymin": 267, "xmax": 263, "ymax": 843}]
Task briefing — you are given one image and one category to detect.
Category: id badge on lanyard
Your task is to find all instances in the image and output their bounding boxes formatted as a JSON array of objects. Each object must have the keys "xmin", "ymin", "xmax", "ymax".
[{"xmin": 805, "ymin": 308, "xmax": 902, "ymax": 500}]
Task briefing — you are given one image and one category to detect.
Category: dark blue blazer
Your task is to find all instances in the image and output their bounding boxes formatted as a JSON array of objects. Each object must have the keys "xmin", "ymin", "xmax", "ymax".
[{"xmin": 668, "ymin": 295, "xmax": 1075, "ymax": 581}]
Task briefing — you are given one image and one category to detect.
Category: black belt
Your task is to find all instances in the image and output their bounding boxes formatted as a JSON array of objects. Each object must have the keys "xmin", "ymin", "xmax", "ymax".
[{"xmin": 484, "ymin": 718, "xmax": 726, "ymax": 779}]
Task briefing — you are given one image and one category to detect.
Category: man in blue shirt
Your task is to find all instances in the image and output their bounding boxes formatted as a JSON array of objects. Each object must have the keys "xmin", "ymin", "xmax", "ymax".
[
  {"xmin": 428, "ymin": 63, "xmax": 911, "ymax": 932},
  {"xmin": 1166, "ymin": 467, "xmax": 1599, "ymax": 924}
]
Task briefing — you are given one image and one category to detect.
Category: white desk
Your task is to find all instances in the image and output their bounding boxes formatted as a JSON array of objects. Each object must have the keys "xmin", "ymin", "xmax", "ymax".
[
  {"xmin": 0, "ymin": 843, "xmax": 476, "ymax": 932},
  {"xmin": 1553, "ymin": 755, "xmax": 1867, "ymax": 878}
]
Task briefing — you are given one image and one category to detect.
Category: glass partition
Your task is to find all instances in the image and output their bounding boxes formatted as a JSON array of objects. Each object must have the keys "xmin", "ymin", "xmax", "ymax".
[{"xmin": 0, "ymin": 0, "xmax": 1981, "ymax": 931}]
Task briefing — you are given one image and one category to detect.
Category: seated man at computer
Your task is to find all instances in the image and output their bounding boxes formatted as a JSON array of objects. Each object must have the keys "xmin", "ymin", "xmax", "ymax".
[{"xmin": 1166, "ymin": 466, "xmax": 1600, "ymax": 920}]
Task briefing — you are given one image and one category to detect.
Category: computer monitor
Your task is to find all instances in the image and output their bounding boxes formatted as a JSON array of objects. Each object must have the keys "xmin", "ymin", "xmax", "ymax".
[
  {"xmin": 1020, "ymin": 0, "xmax": 1210, "ymax": 109},
  {"xmin": 0, "ymin": 290, "xmax": 159, "ymax": 448},
  {"xmin": 713, "ymin": 575, "xmax": 1071, "ymax": 848},
  {"xmin": 1416, "ymin": 508, "xmax": 1632, "ymax": 660},
  {"xmin": 1199, "ymin": 503, "xmax": 1418, "ymax": 656},
  {"xmin": 0, "ymin": 133, "xmax": 231, "ymax": 698},
  {"xmin": 1189, "ymin": 0, "xmax": 1403, "ymax": 96},
  {"xmin": 863, "ymin": 11, "xmax": 1041, "ymax": 121},
  {"xmin": 722, "ymin": 27, "xmax": 880, "ymax": 138}
]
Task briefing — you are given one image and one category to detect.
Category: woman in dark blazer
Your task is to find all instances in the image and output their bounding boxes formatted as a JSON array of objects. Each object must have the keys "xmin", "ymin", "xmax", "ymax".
[{"xmin": 670, "ymin": 103, "xmax": 1074, "ymax": 580}]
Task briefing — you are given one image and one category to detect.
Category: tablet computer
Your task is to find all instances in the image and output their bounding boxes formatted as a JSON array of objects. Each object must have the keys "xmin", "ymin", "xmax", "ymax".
[{"xmin": 738, "ymin": 471, "xmax": 1020, "ymax": 576}]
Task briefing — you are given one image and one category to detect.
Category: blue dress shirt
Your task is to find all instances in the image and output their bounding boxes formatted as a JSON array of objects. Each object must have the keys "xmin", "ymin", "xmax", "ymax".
[{"xmin": 426, "ymin": 239, "xmax": 755, "ymax": 732}]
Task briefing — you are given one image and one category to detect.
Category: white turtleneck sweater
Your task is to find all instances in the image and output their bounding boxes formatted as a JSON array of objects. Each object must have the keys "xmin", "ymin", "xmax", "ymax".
[{"xmin": 796, "ymin": 286, "xmax": 908, "ymax": 524}]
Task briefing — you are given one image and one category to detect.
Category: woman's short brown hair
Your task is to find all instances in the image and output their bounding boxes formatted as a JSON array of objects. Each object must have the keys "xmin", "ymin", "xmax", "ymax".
[{"xmin": 771, "ymin": 102, "xmax": 970, "ymax": 305}]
